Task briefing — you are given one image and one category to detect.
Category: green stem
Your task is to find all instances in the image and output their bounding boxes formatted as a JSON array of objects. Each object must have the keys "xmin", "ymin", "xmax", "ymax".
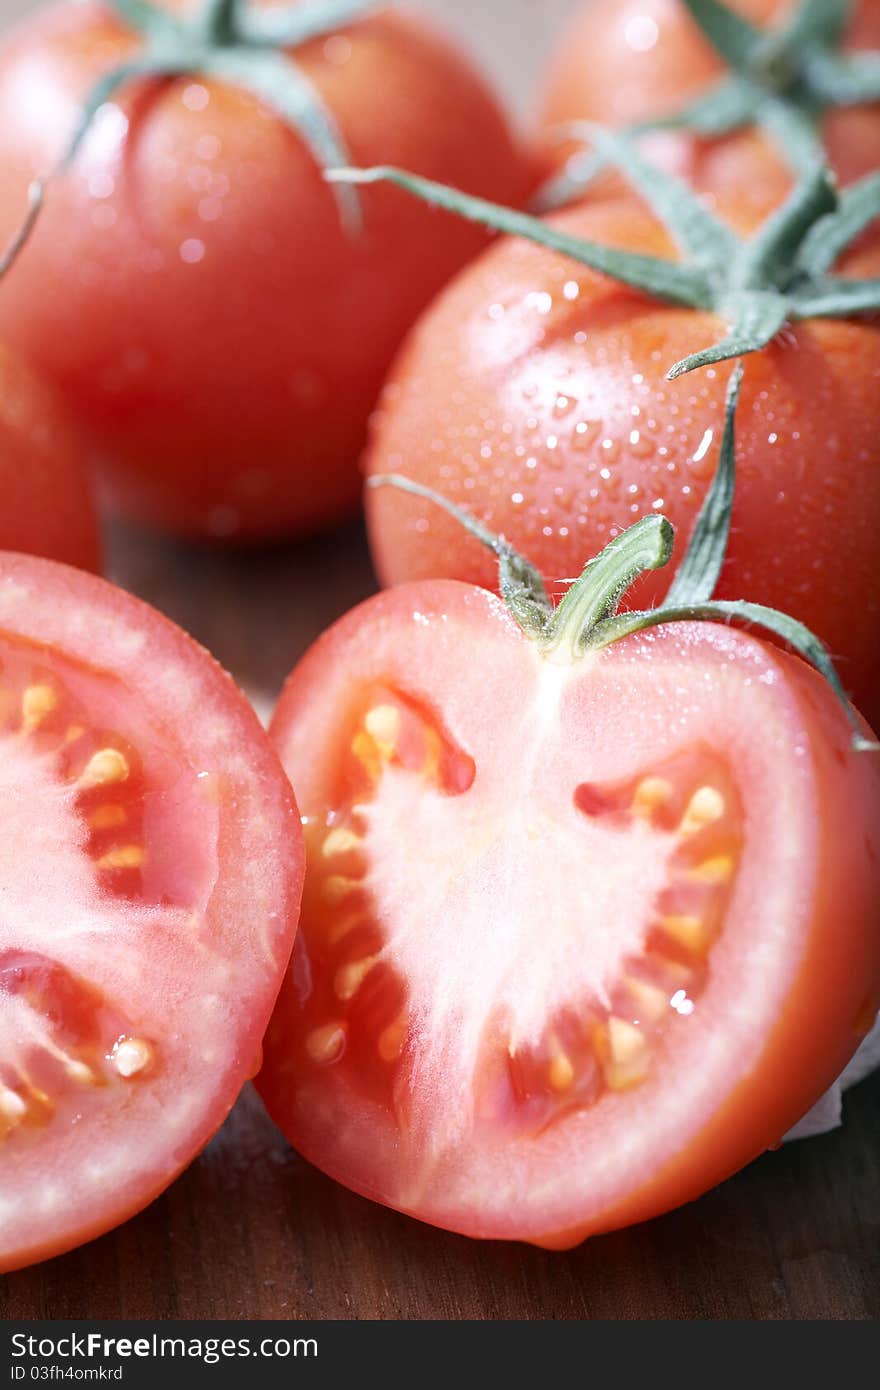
[
  {"xmin": 195, "ymin": 0, "xmax": 239, "ymax": 45},
  {"xmin": 327, "ymin": 166, "xmax": 715, "ymax": 308},
  {"xmin": 542, "ymin": 516, "xmax": 674, "ymax": 661}
]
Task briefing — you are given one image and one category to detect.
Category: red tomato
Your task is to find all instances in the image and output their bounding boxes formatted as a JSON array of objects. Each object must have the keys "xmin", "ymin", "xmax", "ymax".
[
  {"xmin": 0, "ymin": 341, "xmax": 99, "ymax": 571},
  {"xmin": 258, "ymin": 578, "xmax": 880, "ymax": 1246},
  {"xmin": 0, "ymin": 553, "xmax": 303, "ymax": 1271},
  {"xmin": 539, "ymin": 0, "xmax": 880, "ymax": 207},
  {"xmin": 0, "ymin": 2, "xmax": 529, "ymax": 541},
  {"xmin": 364, "ymin": 194, "xmax": 880, "ymax": 726}
]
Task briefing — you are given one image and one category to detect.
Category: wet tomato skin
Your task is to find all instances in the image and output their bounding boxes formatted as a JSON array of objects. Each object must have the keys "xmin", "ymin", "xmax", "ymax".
[
  {"xmin": 364, "ymin": 195, "xmax": 880, "ymax": 727},
  {"xmin": 0, "ymin": 552, "xmax": 303, "ymax": 1271},
  {"xmin": 258, "ymin": 579, "xmax": 880, "ymax": 1247},
  {"xmin": 538, "ymin": 0, "xmax": 880, "ymax": 206},
  {"xmin": 0, "ymin": 342, "xmax": 99, "ymax": 571},
  {"xmin": 0, "ymin": 2, "xmax": 529, "ymax": 542}
]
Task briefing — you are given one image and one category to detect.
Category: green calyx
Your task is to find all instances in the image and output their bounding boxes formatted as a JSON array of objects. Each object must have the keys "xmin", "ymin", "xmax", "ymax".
[
  {"xmin": 369, "ymin": 359, "xmax": 876, "ymax": 754},
  {"xmin": 5, "ymin": 0, "xmax": 374, "ymax": 252},
  {"xmin": 329, "ymin": 131, "xmax": 880, "ymax": 380},
  {"xmin": 537, "ymin": 0, "xmax": 880, "ymax": 211}
]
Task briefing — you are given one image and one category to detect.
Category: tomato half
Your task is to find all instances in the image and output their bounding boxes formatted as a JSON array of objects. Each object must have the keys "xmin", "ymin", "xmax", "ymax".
[
  {"xmin": 0, "ymin": 341, "xmax": 99, "ymax": 571},
  {"xmin": 538, "ymin": 0, "xmax": 880, "ymax": 207},
  {"xmin": 364, "ymin": 194, "xmax": 880, "ymax": 727},
  {"xmin": 0, "ymin": 2, "xmax": 529, "ymax": 541},
  {"xmin": 258, "ymin": 579, "xmax": 880, "ymax": 1247},
  {"xmin": 0, "ymin": 553, "xmax": 303, "ymax": 1271}
]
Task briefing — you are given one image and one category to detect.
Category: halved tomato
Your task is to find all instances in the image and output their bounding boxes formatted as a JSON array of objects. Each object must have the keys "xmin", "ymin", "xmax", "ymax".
[
  {"xmin": 0, "ymin": 554, "xmax": 303, "ymax": 1271},
  {"xmin": 259, "ymin": 578, "xmax": 880, "ymax": 1246}
]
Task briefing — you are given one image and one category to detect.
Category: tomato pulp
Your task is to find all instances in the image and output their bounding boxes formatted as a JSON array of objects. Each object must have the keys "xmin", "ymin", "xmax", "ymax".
[
  {"xmin": 259, "ymin": 580, "xmax": 880, "ymax": 1246},
  {"xmin": 0, "ymin": 554, "xmax": 303, "ymax": 1270},
  {"xmin": 0, "ymin": 2, "xmax": 529, "ymax": 540}
]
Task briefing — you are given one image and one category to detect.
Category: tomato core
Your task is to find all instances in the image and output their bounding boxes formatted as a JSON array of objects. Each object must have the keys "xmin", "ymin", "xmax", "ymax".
[{"xmin": 289, "ymin": 678, "xmax": 744, "ymax": 1147}]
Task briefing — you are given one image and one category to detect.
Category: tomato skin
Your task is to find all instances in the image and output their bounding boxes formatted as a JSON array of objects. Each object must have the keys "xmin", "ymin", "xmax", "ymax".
[
  {"xmin": 258, "ymin": 579, "xmax": 880, "ymax": 1247},
  {"xmin": 0, "ymin": 3, "xmax": 529, "ymax": 542},
  {"xmin": 538, "ymin": 0, "xmax": 880, "ymax": 206},
  {"xmin": 364, "ymin": 195, "xmax": 880, "ymax": 727},
  {"xmin": 0, "ymin": 342, "xmax": 99, "ymax": 571},
  {"xmin": 0, "ymin": 552, "xmax": 303, "ymax": 1271}
]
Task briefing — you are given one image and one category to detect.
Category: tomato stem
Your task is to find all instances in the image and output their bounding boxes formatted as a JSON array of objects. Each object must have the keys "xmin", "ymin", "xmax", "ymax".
[
  {"xmin": 541, "ymin": 516, "xmax": 674, "ymax": 661},
  {"xmin": 329, "ymin": 151, "xmax": 880, "ymax": 381}
]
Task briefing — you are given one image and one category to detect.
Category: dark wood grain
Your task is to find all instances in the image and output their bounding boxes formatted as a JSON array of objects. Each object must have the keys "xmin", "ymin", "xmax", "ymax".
[
  {"xmin": 2, "ymin": 1074, "xmax": 877, "ymax": 1321},
  {"xmin": 2, "ymin": 520, "xmax": 877, "ymax": 1321}
]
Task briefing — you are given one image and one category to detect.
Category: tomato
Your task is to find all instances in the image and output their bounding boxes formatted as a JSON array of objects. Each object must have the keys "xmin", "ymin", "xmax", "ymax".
[
  {"xmin": 0, "ymin": 2, "xmax": 529, "ymax": 542},
  {"xmin": 538, "ymin": 0, "xmax": 880, "ymax": 208},
  {"xmin": 0, "ymin": 553, "xmax": 303, "ymax": 1271},
  {"xmin": 0, "ymin": 341, "xmax": 99, "ymax": 571},
  {"xmin": 363, "ymin": 191, "xmax": 880, "ymax": 727},
  {"xmin": 257, "ymin": 569, "xmax": 880, "ymax": 1246}
]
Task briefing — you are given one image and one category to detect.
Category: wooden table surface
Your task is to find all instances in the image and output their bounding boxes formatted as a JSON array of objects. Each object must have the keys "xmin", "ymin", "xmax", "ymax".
[{"xmin": 1, "ymin": 519, "xmax": 878, "ymax": 1322}]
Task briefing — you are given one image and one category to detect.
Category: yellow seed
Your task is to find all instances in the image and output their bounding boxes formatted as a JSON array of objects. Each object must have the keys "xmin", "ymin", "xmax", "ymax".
[
  {"xmin": 549, "ymin": 1047, "xmax": 575, "ymax": 1094},
  {"xmin": 323, "ymin": 874, "xmax": 360, "ymax": 903},
  {"xmin": 334, "ymin": 955, "xmax": 378, "ymax": 1001},
  {"xmin": 322, "ymin": 826, "xmax": 364, "ymax": 858},
  {"xmin": 687, "ymin": 854, "xmax": 734, "ymax": 885},
  {"xmin": 62, "ymin": 1057, "xmax": 95, "ymax": 1085},
  {"xmin": 0, "ymin": 1088, "xmax": 26, "ymax": 1121},
  {"xmin": 364, "ymin": 704, "xmax": 399, "ymax": 756},
  {"xmin": 624, "ymin": 976, "xmax": 670, "ymax": 1024},
  {"xmin": 632, "ymin": 776, "xmax": 673, "ymax": 818},
  {"xmin": 601, "ymin": 1018, "xmax": 649, "ymax": 1091},
  {"xmin": 351, "ymin": 730, "xmax": 381, "ymax": 780},
  {"xmin": 78, "ymin": 748, "xmax": 130, "ymax": 790},
  {"xmin": 658, "ymin": 914, "xmax": 711, "ymax": 952},
  {"xmin": 21, "ymin": 684, "xmax": 57, "ymax": 732},
  {"xmin": 65, "ymin": 724, "xmax": 85, "ymax": 744},
  {"xmin": 377, "ymin": 1017, "xmax": 406, "ymax": 1062},
  {"xmin": 679, "ymin": 786, "xmax": 725, "ymax": 835},
  {"xmin": 306, "ymin": 1023, "xmax": 346, "ymax": 1064},
  {"xmin": 96, "ymin": 844, "xmax": 144, "ymax": 870},
  {"xmin": 111, "ymin": 1037, "xmax": 153, "ymax": 1078},
  {"xmin": 89, "ymin": 804, "xmax": 127, "ymax": 830}
]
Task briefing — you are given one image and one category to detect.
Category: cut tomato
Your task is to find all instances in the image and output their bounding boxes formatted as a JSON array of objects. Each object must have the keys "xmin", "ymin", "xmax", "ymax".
[
  {"xmin": 259, "ymin": 578, "xmax": 880, "ymax": 1246},
  {"xmin": 0, "ymin": 554, "xmax": 303, "ymax": 1270}
]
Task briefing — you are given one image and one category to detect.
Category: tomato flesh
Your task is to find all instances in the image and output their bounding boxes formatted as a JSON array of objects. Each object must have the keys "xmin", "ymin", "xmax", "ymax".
[
  {"xmin": 259, "ymin": 581, "xmax": 880, "ymax": 1246},
  {"xmin": 0, "ymin": 555, "xmax": 303, "ymax": 1271}
]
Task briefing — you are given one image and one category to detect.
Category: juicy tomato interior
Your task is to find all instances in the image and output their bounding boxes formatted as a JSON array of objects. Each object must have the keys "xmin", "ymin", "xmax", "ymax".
[
  {"xmin": 0, "ymin": 634, "xmax": 214, "ymax": 1151},
  {"xmin": 293, "ymin": 690, "xmax": 743, "ymax": 1136},
  {"xmin": 259, "ymin": 582, "xmax": 880, "ymax": 1247},
  {"xmin": 0, "ymin": 556, "xmax": 302, "ymax": 1272}
]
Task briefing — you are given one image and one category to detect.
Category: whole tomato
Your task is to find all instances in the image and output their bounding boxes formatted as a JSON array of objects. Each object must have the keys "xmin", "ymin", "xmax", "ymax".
[
  {"xmin": 0, "ymin": 340, "xmax": 99, "ymax": 570},
  {"xmin": 0, "ymin": 2, "xmax": 529, "ymax": 541},
  {"xmin": 364, "ymin": 187, "xmax": 880, "ymax": 726},
  {"xmin": 538, "ymin": 0, "xmax": 880, "ymax": 208}
]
